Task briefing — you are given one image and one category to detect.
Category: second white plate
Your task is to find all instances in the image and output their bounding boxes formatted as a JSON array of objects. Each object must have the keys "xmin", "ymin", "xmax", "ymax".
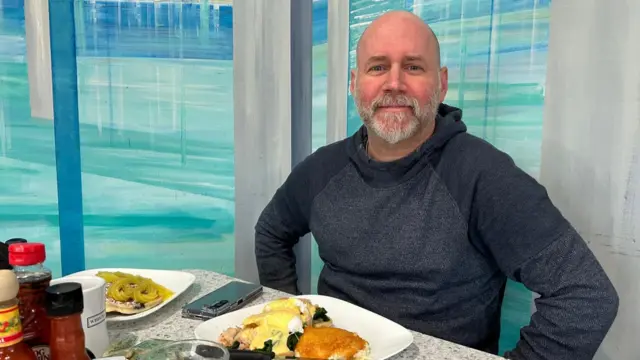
[
  {"xmin": 63, "ymin": 267, "xmax": 196, "ymax": 322},
  {"xmin": 193, "ymin": 294, "xmax": 414, "ymax": 360}
]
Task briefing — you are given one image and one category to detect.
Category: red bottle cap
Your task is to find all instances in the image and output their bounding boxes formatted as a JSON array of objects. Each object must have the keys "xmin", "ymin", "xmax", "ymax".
[{"xmin": 9, "ymin": 243, "xmax": 46, "ymax": 266}]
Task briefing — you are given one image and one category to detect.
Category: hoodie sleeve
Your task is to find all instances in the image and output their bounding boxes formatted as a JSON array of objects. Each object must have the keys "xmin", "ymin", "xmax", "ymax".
[
  {"xmin": 470, "ymin": 151, "xmax": 619, "ymax": 360},
  {"xmin": 254, "ymin": 166, "xmax": 312, "ymax": 296},
  {"xmin": 255, "ymin": 141, "xmax": 352, "ymax": 295}
]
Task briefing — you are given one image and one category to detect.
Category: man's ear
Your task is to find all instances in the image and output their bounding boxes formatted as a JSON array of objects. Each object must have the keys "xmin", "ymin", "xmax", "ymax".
[
  {"xmin": 349, "ymin": 69, "xmax": 357, "ymax": 96},
  {"xmin": 438, "ymin": 66, "xmax": 449, "ymax": 102}
]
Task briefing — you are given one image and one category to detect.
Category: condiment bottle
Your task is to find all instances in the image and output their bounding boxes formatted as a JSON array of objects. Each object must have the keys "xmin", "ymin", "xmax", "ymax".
[
  {"xmin": 45, "ymin": 282, "xmax": 91, "ymax": 360},
  {"xmin": 1, "ymin": 239, "xmax": 26, "ymax": 281},
  {"xmin": 0, "ymin": 270, "xmax": 37, "ymax": 360},
  {"xmin": 0, "ymin": 243, "xmax": 9, "ymax": 271},
  {"xmin": 8, "ymin": 243, "xmax": 52, "ymax": 352}
]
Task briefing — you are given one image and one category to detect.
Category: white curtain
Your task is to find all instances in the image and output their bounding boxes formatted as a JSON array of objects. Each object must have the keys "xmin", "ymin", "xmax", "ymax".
[{"xmin": 540, "ymin": 1, "xmax": 640, "ymax": 359}]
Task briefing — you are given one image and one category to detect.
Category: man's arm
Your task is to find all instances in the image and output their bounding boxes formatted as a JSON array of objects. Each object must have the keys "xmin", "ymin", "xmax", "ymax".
[
  {"xmin": 471, "ymin": 151, "xmax": 619, "ymax": 360},
  {"xmin": 255, "ymin": 180, "xmax": 309, "ymax": 295},
  {"xmin": 254, "ymin": 167, "xmax": 312, "ymax": 295}
]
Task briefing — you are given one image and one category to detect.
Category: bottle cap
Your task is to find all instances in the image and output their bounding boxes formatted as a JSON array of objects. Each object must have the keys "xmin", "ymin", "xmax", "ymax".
[
  {"xmin": 9, "ymin": 242, "xmax": 46, "ymax": 266},
  {"xmin": 0, "ymin": 270, "xmax": 19, "ymax": 302},
  {"xmin": 5, "ymin": 238, "xmax": 27, "ymax": 245},
  {"xmin": 45, "ymin": 282, "xmax": 84, "ymax": 317}
]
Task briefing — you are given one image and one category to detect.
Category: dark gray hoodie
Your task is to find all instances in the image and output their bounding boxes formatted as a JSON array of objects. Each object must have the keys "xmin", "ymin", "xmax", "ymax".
[{"xmin": 255, "ymin": 104, "xmax": 618, "ymax": 359}]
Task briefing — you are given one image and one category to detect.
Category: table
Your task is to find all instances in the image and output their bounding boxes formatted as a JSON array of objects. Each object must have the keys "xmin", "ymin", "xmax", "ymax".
[{"xmin": 108, "ymin": 269, "xmax": 503, "ymax": 360}]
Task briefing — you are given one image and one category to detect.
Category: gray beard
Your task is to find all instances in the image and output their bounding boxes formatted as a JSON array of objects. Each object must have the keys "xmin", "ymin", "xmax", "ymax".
[{"xmin": 355, "ymin": 90, "xmax": 441, "ymax": 145}]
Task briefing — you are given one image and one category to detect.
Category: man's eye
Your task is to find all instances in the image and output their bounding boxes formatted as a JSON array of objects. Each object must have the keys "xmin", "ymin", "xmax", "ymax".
[{"xmin": 369, "ymin": 65, "xmax": 384, "ymax": 72}]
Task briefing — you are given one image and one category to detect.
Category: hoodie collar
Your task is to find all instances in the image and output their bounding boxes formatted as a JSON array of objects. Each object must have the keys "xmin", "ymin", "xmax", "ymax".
[{"xmin": 348, "ymin": 103, "xmax": 466, "ymax": 187}]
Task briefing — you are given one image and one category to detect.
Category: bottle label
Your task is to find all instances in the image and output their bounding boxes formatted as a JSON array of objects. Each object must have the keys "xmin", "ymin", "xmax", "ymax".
[
  {"xmin": 29, "ymin": 345, "xmax": 94, "ymax": 360},
  {"xmin": 31, "ymin": 344, "xmax": 51, "ymax": 360},
  {"xmin": 0, "ymin": 304, "xmax": 24, "ymax": 347}
]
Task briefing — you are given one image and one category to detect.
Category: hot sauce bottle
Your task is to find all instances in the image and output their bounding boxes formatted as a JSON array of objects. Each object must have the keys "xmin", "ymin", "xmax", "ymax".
[
  {"xmin": 8, "ymin": 243, "xmax": 52, "ymax": 356},
  {"xmin": 45, "ymin": 282, "xmax": 91, "ymax": 360},
  {"xmin": 0, "ymin": 269, "xmax": 37, "ymax": 360}
]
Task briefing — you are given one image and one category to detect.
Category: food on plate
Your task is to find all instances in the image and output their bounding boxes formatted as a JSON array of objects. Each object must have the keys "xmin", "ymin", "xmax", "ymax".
[
  {"xmin": 237, "ymin": 309, "xmax": 304, "ymax": 356},
  {"xmin": 217, "ymin": 297, "xmax": 367, "ymax": 359},
  {"xmin": 95, "ymin": 271, "xmax": 174, "ymax": 315},
  {"xmin": 262, "ymin": 297, "xmax": 333, "ymax": 327},
  {"xmin": 294, "ymin": 327, "xmax": 370, "ymax": 360}
]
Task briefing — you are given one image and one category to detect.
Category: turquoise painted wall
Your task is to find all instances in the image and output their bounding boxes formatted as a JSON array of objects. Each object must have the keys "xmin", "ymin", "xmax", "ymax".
[
  {"xmin": 0, "ymin": 0, "xmax": 329, "ymax": 278},
  {"xmin": 0, "ymin": 0, "xmax": 63, "ymax": 276}
]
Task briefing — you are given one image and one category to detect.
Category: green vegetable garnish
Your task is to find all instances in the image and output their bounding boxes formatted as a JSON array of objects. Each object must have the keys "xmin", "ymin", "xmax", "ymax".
[
  {"xmin": 256, "ymin": 339, "xmax": 274, "ymax": 354},
  {"xmin": 287, "ymin": 332, "xmax": 303, "ymax": 350},
  {"xmin": 313, "ymin": 307, "xmax": 331, "ymax": 322}
]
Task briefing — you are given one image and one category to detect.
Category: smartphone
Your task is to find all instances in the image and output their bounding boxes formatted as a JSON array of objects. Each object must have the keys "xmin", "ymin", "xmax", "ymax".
[{"xmin": 181, "ymin": 281, "xmax": 263, "ymax": 321}]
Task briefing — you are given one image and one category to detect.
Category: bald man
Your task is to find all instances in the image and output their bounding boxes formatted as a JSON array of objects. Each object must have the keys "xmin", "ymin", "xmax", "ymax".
[{"xmin": 255, "ymin": 10, "xmax": 618, "ymax": 360}]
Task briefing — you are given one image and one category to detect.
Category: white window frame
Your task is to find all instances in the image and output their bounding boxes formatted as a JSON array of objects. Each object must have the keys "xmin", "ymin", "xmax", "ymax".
[{"xmin": 326, "ymin": 0, "xmax": 349, "ymax": 144}]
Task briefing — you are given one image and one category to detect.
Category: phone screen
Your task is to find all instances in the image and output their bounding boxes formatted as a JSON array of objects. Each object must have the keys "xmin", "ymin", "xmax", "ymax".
[{"xmin": 182, "ymin": 281, "xmax": 263, "ymax": 320}]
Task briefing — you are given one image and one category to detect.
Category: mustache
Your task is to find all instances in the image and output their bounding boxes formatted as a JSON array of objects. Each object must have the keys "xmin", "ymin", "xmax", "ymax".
[{"xmin": 371, "ymin": 94, "xmax": 419, "ymax": 112}]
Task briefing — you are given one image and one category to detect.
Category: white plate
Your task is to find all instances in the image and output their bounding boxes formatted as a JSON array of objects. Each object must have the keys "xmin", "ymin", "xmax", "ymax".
[
  {"xmin": 62, "ymin": 268, "xmax": 196, "ymax": 322},
  {"xmin": 193, "ymin": 294, "xmax": 414, "ymax": 360}
]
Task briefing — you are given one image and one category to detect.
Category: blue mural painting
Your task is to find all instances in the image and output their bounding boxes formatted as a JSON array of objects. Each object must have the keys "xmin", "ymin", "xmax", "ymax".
[
  {"xmin": 0, "ymin": 0, "xmax": 549, "ymax": 355},
  {"xmin": 0, "ymin": 0, "xmax": 329, "ymax": 278},
  {"xmin": 1, "ymin": 0, "xmax": 64, "ymax": 275}
]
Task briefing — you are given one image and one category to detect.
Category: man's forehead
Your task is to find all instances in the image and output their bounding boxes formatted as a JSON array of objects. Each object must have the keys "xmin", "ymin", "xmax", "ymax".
[
  {"xmin": 356, "ymin": 17, "xmax": 440, "ymax": 67},
  {"xmin": 358, "ymin": 34, "xmax": 432, "ymax": 64},
  {"xmin": 361, "ymin": 24, "xmax": 427, "ymax": 47}
]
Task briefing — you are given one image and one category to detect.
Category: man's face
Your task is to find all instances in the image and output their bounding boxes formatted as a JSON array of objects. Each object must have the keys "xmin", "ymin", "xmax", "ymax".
[{"xmin": 350, "ymin": 17, "xmax": 448, "ymax": 145}]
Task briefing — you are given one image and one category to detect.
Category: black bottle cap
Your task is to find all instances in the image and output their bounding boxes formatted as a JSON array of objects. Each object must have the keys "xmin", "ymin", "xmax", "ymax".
[
  {"xmin": 45, "ymin": 282, "xmax": 84, "ymax": 317},
  {"xmin": 5, "ymin": 238, "xmax": 27, "ymax": 245},
  {"xmin": 196, "ymin": 345, "xmax": 226, "ymax": 358}
]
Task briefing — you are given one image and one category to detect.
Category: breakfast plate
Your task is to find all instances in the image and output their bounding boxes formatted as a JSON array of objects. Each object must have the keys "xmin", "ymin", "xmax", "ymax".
[
  {"xmin": 193, "ymin": 294, "xmax": 414, "ymax": 359},
  {"xmin": 63, "ymin": 268, "xmax": 196, "ymax": 322}
]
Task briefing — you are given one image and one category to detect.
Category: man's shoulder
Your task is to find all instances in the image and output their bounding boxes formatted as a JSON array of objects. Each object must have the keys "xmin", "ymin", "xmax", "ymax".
[
  {"xmin": 441, "ymin": 131, "xmax": 518, "ymax": 174},
  {"xmin": 434, "ymin": 131, "xmax": 533, "ymax": 205},
  {"xmin": 295, "ymin": 137, "xmax": 352, "ymax": 175},
  {"xmin": 285, "ymin": 137, "xmax": 353, "ymax": 200}
]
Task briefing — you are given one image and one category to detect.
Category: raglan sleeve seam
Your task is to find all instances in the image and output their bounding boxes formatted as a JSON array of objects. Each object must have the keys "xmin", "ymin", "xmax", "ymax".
[
  {"xmin": 307, "ymin": 158, "xmax": 355, "ymax": 221},
  {"xmin": 426, "ymin": 162, "xmax": 470, "ymax": 234}
]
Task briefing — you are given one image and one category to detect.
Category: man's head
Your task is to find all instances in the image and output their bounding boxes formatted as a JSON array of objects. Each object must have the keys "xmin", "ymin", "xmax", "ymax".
[{"xmin": 350, "ymin": 10, "xmax": 448, "ymax": 145}]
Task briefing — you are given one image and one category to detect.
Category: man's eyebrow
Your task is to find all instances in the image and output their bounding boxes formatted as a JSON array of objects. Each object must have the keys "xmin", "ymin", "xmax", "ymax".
[
  {"xmin": 365, "ymin": 55, "xmax": 388, "ymax": 64},
  {"xmin": 366, "ymin": 55, "xmax": 426, "ymax": 63},
  {"xmin": 405, "ymin": 55, "xmax": 425, "ymax": 62}
]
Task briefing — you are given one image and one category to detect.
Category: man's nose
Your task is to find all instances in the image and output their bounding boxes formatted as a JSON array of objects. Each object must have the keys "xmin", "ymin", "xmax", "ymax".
[{"xmin": 382, "ymin": 65, "xmax": 406, "ymax": 92}]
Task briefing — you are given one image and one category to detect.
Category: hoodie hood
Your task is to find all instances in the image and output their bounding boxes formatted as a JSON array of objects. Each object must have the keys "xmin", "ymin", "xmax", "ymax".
[{"xmin": 348, "ymin": 103, "xmax": 467, "ymax": 187}]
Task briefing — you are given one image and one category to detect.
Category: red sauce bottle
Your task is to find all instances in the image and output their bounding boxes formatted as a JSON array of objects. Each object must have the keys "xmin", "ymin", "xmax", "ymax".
[
  {"xmin": 0, "ymin": 269, "xmax": 37, "ymax": 360},
  {"xmin": 45, "ymin": 282, "xmax": 90, "ymax": 360},
  {"xmin": 8, "ymin": 243, "xmax": 52, "ymax": 355}
]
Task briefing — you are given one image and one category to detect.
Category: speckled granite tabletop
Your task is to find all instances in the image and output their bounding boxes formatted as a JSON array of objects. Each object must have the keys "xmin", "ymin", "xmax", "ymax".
[{"xmin": 108, "ymin": 269, "xmax": 503, "ymax": 360}]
